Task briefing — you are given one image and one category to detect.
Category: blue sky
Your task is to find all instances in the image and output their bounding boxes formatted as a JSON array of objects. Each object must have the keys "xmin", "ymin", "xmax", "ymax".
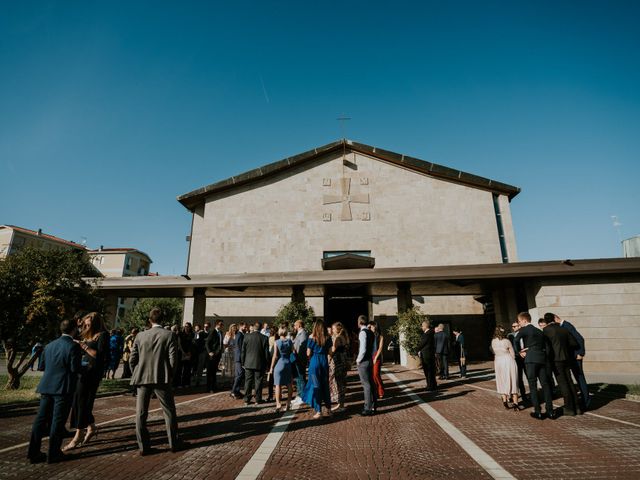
[{"xmin": 1, "ymin": 1, "xmax": 639, "ymax": 274}]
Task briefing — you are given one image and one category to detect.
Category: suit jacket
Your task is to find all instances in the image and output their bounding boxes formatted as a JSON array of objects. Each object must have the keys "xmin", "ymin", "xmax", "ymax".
[
  {"xmin": 241, "ymin": 331, "xmax": 269, "ymax": 370},
  {"xmin": 206, "ymin": 328, "xmax": 223, "ymax": 356},
  {"xmin": 130, "ymin": 325, "xmax": 178, "ymax": 386},
  {"xmin": 234, "ymin": 331, "xmax": 244, "ymax": 363},
  {"xmin": 543, "ymin": 323, "xmax": 579, "ymax": 362},
  {"xmin": 560, "ymin": 320, "xmax": 586, "ymax": 357},
  {"xmin": 36, "ymin": 335, "xmax": 82, "ymax": 395},
  {"xmin": 418, "ymin": 329, "xmax": 435, "ymax": 360},
  {"xmin": 515, "ymin": 324, "xmax": 547, "ymax": 365},
  {"xmin": 434, "ymin": 331, "xmax": 449, "ymax": 355}
]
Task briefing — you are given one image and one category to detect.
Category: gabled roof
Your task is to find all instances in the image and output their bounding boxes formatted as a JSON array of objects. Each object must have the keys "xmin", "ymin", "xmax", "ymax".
[
  {"xmin": 177, "ymin": 139, "xmax": 521, "ymax": 211},
  {"xmin": 1, "ymin": 225, "xmax": 86, "ymax": 250}
]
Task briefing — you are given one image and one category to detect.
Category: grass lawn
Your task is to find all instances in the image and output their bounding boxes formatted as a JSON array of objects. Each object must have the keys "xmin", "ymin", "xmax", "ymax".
[{"xmin": 0, "ymin": 375, "xmax": 130, "ymax": 406}]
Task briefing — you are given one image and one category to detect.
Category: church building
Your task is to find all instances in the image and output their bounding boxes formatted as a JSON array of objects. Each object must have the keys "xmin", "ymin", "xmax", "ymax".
[
  {"xmin": 177, "ymin": 140, "xmax": 520, "ymax": 358},
  {"xmin": 95, "ymin": 140, "xmax": 640, "ymax": 382}
]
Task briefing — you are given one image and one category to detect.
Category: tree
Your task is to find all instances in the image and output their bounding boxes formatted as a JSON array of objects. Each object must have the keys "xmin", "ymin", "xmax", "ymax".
[
  {"xmin": 388, "ymin": 306, "xmax": 427, "ymax": 357},
  {"xmin": 274, "ymin": 301, "xmax": 315, "ymax": 332},
  {"xmin": 0, "ymin": 247, "xmax": 103, "ymax": 389},
  {"xmin": 122, "ymin": 298, "xmax": 184, "ymax": 332}
]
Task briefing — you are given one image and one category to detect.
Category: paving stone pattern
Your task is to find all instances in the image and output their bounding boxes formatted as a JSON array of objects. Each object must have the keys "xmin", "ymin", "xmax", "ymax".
[{"xmin": 1, "ymin": 365, "xmax": 639, "ymax": 479}]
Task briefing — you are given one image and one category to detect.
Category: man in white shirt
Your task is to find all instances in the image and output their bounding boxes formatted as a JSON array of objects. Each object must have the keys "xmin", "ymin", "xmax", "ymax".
[{"xmin": 356, "ymin": 315, "xmax": 376, "ymax": 416}]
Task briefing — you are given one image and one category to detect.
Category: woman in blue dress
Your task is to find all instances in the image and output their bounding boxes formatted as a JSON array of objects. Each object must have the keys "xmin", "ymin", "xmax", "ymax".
[
  {"xmin": 301, "ymin": 320, "xmax": 332, "ymax": 419},
  {"xmin": 269, "ymin": 326, "xmax": 294, "ymax": 412}
]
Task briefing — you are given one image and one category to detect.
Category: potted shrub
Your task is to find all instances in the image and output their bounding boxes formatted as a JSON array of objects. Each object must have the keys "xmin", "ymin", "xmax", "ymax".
[
  {"xmin": 275, "ymin": 301, "xmax": 315, "ymax": 332},
  {"xmin": 389, "ymin": 306, "xmax": 426, "ymax": 369}
]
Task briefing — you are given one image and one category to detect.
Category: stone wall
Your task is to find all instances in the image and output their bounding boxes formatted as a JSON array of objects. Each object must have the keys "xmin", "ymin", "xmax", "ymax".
[
  {"xmin": 187, "ymin": 150, "xmax": 516, "ymax": 276},
  {"xmin": 533, "ymin": 277, "xmax": 640, "ymax": 383}
]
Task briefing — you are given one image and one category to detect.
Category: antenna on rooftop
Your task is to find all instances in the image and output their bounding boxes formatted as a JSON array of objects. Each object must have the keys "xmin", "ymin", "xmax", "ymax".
[{"xmin": 336, "ymin": 114, "xmax": 351, "ymax": 140}]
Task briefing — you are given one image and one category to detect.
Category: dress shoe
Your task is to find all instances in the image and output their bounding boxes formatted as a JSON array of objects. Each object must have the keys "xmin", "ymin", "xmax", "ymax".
[
  {"xmin": 530, "ymin": 412, "xmax": 545, "ymax": 420},
  {"xmin": 28, "ymin": 452, "xmax": 47, "ymax": 464},
  {"xmin": 256, "ymin": 399, "xmax": 265, "ymax": 404},
  {"xmin": 360, "ymin": 409, "xmax": 374, "ymax": 417},
  {"xmin": 170, "ymin": 440, "xmax": 190, "ymax": 453},
  {"xmin": 547, "ymin": 410, "xmax": 559, "ymax": 420},
  {"xmin": 47, "ymin": 453, "xmax": 66, "ymax": 464},
  {"xmin": 139, "ymin": 447, "xmax": 160, "ymax": 457}
]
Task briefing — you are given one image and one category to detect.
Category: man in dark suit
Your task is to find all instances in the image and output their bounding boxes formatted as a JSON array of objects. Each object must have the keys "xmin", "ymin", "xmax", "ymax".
[
  {"xmin": 434, "ymin": 324, "xmax": 450, "ymax": 380},
  {"xmin": 241, "ymin": 321, "xmax": 270, "ymax": 405},
  {"xmin": 231, "ymin": 322, "xmax": 246, "ymax": 398},
  {"xmin": 130, "ymin": 307, "xmax": 186, "ymax": 455},
  {"xmin": 28, "ymin": 319, "xmax": 82, "ymax": 464},
  {"xmin": 515, "ymin": 312, "xmax": 556, "ymax": 420},
  {"xmin": 547, "ymin": 312, "xmax": 591, "ymax": 410},
  {"xmin": 507, "ymin": 321, "xmax": 528, "ymax": 401},
  {"xmin": 418, "ymin": 320, "xmax": 437, "ymax": 391},
  {"xmin": 205, "ymin": 319, "xmax": 223, "ymax": 392},
  {"xmin": 542, "ymin": 318, "xmax": 581, "ymax": 416}
]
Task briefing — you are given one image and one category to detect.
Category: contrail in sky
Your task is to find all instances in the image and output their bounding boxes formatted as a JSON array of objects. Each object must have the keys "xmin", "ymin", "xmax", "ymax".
[{"xmin": 259, "ymin": 74, "xmax": 270, "ymax": 103}]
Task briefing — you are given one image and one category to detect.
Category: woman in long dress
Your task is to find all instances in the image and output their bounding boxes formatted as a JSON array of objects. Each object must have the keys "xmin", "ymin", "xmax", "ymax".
[
  {"xmin": 329, "ymin": 322, "xmax": 349, "ymax": 412},
  {"xmin": 222, "ymin": 324, "xmax": 238, "ymax": 379},
  {"xmin": 64, "ymin": 312, "xmax": 109, "ymax": 451},
  {"xmin": 301, "ymin": 320, "xmax": 332, "ymax": 419},
  {"xmin": 369, "ymin": 322, "xmax": 385, "ymax": 399},
  {"xmin": 491, "ymin": 326, "xmax": 520, "ymax": 410},
  {"xmin": 268, "ymin": 326, "xmax": 294, "ymax": 412}
]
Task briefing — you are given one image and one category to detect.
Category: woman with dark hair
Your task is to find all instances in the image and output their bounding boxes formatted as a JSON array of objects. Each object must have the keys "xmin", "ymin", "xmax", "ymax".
[
  {"xmin": 178, "ymin": 323, "xmax": 196, "ymax": 388},
  {"xmin": 369, "ymin": 322, "xmax": 385, "ymax": 399},
  {"xmin": 63, "ymin": 312, "xmax": 109, "ymax": 451},
  {"xmin": 329, "ymin": 322, "xmax": 349, "ymax": 412},
  {"xmin": 301, "ymin": 320, "xmax": 333, "ymax": 419},
  {"xmin": 491, "ymin": 326, "xmax": 520, "ymax": 411}
]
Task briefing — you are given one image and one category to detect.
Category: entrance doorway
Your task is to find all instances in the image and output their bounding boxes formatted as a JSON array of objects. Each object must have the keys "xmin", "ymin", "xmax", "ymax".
[{"xmin": 323, "ymin": 284, "xmax": 370, "ymax": 334}]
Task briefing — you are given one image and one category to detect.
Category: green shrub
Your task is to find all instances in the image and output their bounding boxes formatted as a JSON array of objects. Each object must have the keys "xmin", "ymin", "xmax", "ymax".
[
  {"xmin": 275, "ymin": 301, "xmax": 315, "ymax": 332},
  {"xmin": 388, "ymin": 306, "xmax": 427, "ymax": 356}
]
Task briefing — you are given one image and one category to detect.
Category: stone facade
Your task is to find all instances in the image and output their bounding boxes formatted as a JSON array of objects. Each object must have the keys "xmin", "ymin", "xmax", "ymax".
[
  {"xmin": 187, "ymin": 150, "xmax": 516, "ymax": 276},
  {"xmin": 183, "ymin": 148, "xmax": 516, "ymax": 324}
]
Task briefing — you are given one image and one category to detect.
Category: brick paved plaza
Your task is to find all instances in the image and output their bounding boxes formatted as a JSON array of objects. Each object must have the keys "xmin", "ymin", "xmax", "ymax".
[{"xmin": 1, "ymin": 364, "xmax": 639, "ymax": 480}]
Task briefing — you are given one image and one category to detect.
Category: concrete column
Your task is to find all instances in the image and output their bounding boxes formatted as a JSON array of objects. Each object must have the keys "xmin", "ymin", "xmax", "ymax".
[
  {"xmin": 396, "ymin": 282, "xmax": 413, "ymax": 367},
  {"xmin": 492, "ymin": 287, "xmax": 518, "ymax": 329},
  {"xmin": 291, "ymin": 285, "xmax": 305, "ymax": 304},
  {"xmin": 396, "ymin": 282, "xmax": 413, "ymax": 314},
  {"xmin": 192, "ymin": 288, "xmax": 206, "ymax": 327},
  {"xmin": 103, "ymin": 294, "xmax": 119, "ymax": 329}
]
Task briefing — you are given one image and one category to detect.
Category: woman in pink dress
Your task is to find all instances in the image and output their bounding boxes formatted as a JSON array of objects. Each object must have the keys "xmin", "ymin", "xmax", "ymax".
[{"xmin": 491, "ymin": 326, "xmax": 520, "ymax": 411}]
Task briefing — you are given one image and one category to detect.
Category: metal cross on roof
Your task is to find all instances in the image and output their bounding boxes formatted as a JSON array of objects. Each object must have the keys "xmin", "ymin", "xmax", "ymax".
[{"xmin": 323, "ymin": 177, "xmax": 369, "ymax": 221}]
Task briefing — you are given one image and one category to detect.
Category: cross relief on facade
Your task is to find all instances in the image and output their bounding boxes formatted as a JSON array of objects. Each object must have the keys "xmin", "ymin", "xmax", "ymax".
[{"xmin": 323, "ymin": 177, "xmax": 369, "ymax": 221}]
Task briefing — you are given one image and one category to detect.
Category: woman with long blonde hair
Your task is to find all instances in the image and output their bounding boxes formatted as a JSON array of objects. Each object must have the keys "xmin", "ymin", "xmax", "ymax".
[
  {"xmin": 222, "ymin": 324, "xmax": 238, "ymax": 383},
  {"xmin": 64, "ymin": 312, "xmax": 109, "ymax": 451},
  {"xmin": 300, "ymin": 320, "xmax": 332, "ymax": 419}
]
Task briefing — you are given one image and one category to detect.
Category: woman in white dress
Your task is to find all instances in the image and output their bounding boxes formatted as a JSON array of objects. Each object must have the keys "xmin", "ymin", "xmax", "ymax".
[{"xmin": 491, "ymin": 326, "xmax": 520, "ymax": 410}]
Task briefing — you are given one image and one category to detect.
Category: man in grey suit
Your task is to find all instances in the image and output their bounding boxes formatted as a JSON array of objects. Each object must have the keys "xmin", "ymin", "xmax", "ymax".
[
  {"xmin": 130, "ymin": 307, "xmax": 186, "ymax": 455},
  {"xmin": 241, "ymin": 321, "xmax": 270, "ymax": 405}
]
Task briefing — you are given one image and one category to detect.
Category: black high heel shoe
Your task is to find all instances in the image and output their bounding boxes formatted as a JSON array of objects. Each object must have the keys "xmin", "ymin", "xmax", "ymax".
[{"xmin": 503, "ymin": 401, "xmax": 511, "ymax": 410}]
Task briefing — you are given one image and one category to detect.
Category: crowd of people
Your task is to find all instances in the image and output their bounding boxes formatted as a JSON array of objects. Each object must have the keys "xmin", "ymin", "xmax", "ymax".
[
  {"xmin": 26, "ymin": 310, "xmax": 389, "ymax": 463},
  {"xmin": 491, "ymin": 311, "xmax": 591, "ymax": 420},
  {"xmin": 27, "ymin": 306, "xmax": 591, "ymax": 465}
]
